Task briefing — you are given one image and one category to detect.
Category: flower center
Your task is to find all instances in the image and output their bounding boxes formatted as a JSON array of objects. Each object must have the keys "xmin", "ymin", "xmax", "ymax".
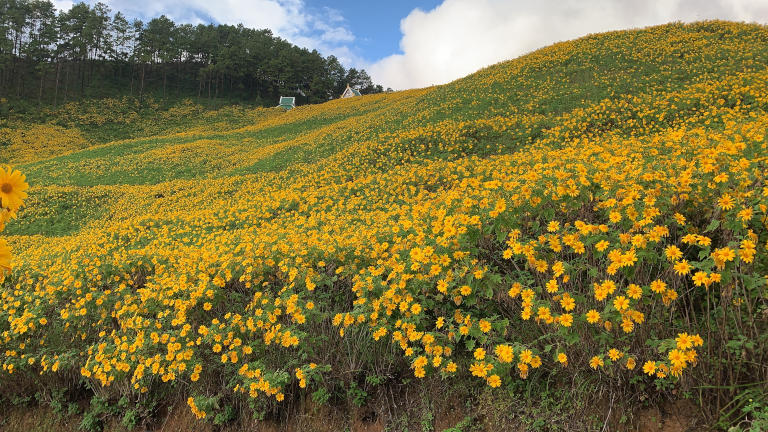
[{"xmin": 0, "ymin": 183, "xmax": 11, "ymax": 194}]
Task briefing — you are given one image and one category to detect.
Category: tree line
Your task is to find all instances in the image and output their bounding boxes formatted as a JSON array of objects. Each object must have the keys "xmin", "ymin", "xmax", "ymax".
[{"xmin": 0, "ymin": 0, "xmax": 384, "ymax": 109}]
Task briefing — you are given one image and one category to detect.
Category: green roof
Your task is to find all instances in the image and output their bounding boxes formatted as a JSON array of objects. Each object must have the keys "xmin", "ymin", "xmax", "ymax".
[{"xmin": 278, "ymin": 96, "xmax": 295, "ymax": 109}]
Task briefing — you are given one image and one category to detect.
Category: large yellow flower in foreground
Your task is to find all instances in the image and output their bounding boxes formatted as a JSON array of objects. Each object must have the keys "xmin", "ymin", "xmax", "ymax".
[
  {"xmin": 0, "ymin": 238, "xmax": 11, "ymax": 275},
  {"xmin": 0, "ymin": 166, "xmax": 29, "ymax": 212},
  {"xmin": 0, "ymin": 208, "xmax": 10, "ymax": 231}
]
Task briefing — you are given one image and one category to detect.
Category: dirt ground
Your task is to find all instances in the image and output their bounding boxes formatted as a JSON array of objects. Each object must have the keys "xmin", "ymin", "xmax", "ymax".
[{"xmin": 0, "ymin": 397, "xmax": 705, "ymax": 432}]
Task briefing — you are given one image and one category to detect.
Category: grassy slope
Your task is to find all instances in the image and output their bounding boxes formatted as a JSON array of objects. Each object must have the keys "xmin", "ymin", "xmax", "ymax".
[
  {"xmin": 9, "ymin": 22, "xmax": 768, "ymax": 236},
  {"xmin": 2, "ymin": 21, "xmax": 768, "ymax": 430}
]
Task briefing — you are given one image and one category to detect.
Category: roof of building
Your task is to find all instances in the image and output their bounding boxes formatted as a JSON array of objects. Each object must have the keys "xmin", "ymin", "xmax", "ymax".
[
  {"xmin": 341, "ymin": 84, "xmax": 361, "ymax": 98},
  {"xmin": 278, "ymin": 96, "xmax": 295, "ymax": 109}
]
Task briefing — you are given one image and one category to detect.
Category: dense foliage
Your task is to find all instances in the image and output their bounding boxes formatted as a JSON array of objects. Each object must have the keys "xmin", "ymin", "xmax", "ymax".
[
  {"xmin": 1, "ymin": 21, "xmax": 767, "ymax": 430},
  {"xmin": 0, "ymin": 0, "xmax": 382, "ymax": 109}
]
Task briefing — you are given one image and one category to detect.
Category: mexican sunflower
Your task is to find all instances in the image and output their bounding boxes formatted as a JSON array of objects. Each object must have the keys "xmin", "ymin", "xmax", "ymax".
[
  {"xmin": 0, "ymin": 166, "xmax": 29, "ymax": 212},
  {"xmin": 0, "ymin": 238, "xmax": 11, "ymax": 275}
]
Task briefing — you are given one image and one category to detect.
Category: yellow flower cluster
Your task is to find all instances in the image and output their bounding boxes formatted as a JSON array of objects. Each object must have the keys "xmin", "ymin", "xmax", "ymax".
[
  {"xmin": 187, "ymin": 396, "xmax": 206, "ymax": 419},
  {"xmin": 0, "ymin": 123, "xmax": 90, "ymax": 164}
]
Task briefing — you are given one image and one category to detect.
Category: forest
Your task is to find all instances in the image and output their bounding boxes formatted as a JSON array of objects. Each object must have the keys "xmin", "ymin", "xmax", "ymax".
[{"xmin": 0, "ymin": 0, "xmax": 384, "ymax": 110}]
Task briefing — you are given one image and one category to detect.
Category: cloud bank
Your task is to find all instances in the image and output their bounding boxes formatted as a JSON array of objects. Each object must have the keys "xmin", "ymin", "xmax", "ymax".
[{"xmin": 369, "ymin": 0, "xmax": 768, "ymax": 89}]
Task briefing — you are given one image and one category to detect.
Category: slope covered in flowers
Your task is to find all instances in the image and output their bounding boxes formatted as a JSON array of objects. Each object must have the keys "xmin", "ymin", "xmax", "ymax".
[{"xmin": 1, "ymin": 21, "xmax": 767, "ymax": 428}]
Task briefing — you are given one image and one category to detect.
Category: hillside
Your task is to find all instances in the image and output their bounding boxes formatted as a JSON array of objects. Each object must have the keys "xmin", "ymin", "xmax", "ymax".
[{"xmin": 2, "ymin": 21, "xmax": 768, "ymax": 431}]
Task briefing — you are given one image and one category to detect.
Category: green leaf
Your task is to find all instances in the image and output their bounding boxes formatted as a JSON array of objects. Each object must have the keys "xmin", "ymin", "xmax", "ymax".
[
  {"xmin": 566, "ymin": 332, "xmax": 580, "ymax": 345},
  {"xmin": 496, "ymin": 227, "xmax": 507, "ymax": 244},
  {"xmin": 705, "ymin": 219, "xmax": 720, "ymax": 232},
  {"xmin": 493, "ymin": 319, "xmax": 509, "ymax": 332}
]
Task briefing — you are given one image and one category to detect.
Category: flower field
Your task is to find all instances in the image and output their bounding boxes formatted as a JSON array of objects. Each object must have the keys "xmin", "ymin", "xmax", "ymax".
[{"xmin": 1, "ymin": 21, "xmax": 767, "ymax": 429}]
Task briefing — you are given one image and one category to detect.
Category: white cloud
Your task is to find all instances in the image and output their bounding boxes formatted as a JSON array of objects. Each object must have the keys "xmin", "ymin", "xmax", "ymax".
[
  {"xmin": 369, "ymin": 0, "xmax": 768, "ymax": 90},
  {"xmin": 88, "ymin": 0, "xmax": 307, "ymax": 34},
  {"xmin": 317, "ymin": 25, "xmax": 355, "ymax": 43},
  {"xmin": 51, "ymin": 0, "xmax": 74, "ymax": 12}
]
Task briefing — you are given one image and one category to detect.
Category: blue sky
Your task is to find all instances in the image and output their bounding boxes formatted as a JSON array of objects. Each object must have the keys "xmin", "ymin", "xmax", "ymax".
[
  {"xmin": 301, "ymin": 1, "xmax": 443, "ymax": 62},
  {"xmin": 52, "ymin": 0, "xmax": 768, "ymax": 89}
]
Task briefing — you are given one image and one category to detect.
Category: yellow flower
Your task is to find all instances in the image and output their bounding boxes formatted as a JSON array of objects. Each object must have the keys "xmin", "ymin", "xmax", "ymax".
[
  {"xmin": 410, "ymin": 303, "xmax": 422, "ymax": 315},
  {"xmin": 626, "ymin": 284, "xmax": 642, "ymax": 299},
  {"xmin": 494, "ymin": 344, "xmax": 514, "ymax": 363},
  {"xmin": 668, "ymin": 349, "xmax": 687, "ymax": 368},
  {"xmin": 557, "ymin": 352, "xmax": 567, "ymax": 366},
  {"xmin": 517, "ymin": 362, "xmax": 529, "ymax": 379},
  {"xmin": 437, "ymin": 279, "xmax": 449, "ymax": 293},
  {"xmin": 486, "ymin": 374, "xmax": 501, "ymax": 387},
  {"xmin": 642, "ymin": 361, "xmax": 656, "ymax": 375},
  {"xmin": 519, "ymin": 349, "xmax": 533, "ymax": 364},
  {"xmin": 474, "ymin": 348, "xmax": 486, "ymax": 360},
  {"xmin": 650, "ymin": 279, "xmax": 667, "ymax": 293},
  {"xmin": 546, "ymin": 279, "xmax": 558, "ymax": 293},
  {"xmin": 608, "ymin": 349, "xmax": 623, "ymax": 361},
  {"xmin": 613, "ymin": 296, "xmax": 630, "ymax": 311},
  {"xmin": 589, "ymin": 356, "xmax": 603, "ymax": 369},
  {"xmin": 711, "ymin": 247, "xmax": 736, "ymax": 269},
  {"xmin": 0, "ymin": 238, "xmax": 11, "ymax": 274},
  {"xmin": 717, "ymin": 194, "xmax": 735, "ymax": 210},
  {"xmin": 585, "ymin": 309, "xmax": 600, "ymax": 324},
  {"xmin": 470, "ymin": 361, "xmax": 490, "ymax": 377},
  {"xmin": 479, "ymin": 320, "xmax": 491, "ymax": 333},
  {"xmin": 530, "ymin": 356, "xmax": 542, "ymax": 368},
  {"xmin": 0, "ymin": 166, "xmax": 29, "ymax": 212},
  {"xmin": 691, "ymin": 271, "xmax": 709, "ymax": 287},
  {"xmin": 436, "ymin": 317, "xmax": 444, "ymax": 328},
  {"xmin": 559, "ymin": 294, "xmax": 575, "ymax": 311},
  {"xmin": 673, "ymin": 260, "xmax": 691, "ymax": 276},
  {"xmin": 739, "ymin": 239, "xmax": 756, "ymax": 263},
  {"xmin": 675, "ymin": 332, "xmax": 693, "ymax": 350},
  {"xmin": 625, "ymin": 357, "xmax": 636, "ymax": 370},
  {"xmin": 664, "ymin": 245, "xmax": 683, "ymax": 261}
]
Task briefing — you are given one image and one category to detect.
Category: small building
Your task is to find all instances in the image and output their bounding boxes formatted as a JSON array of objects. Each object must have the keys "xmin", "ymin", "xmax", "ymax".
[
  {"xmin": 340, "ymin": 84, "xmax": 361, "ymax": 99},
  {"xmin": 278, "ymin": 96, "xmax": 295, "ymax": 110}
]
